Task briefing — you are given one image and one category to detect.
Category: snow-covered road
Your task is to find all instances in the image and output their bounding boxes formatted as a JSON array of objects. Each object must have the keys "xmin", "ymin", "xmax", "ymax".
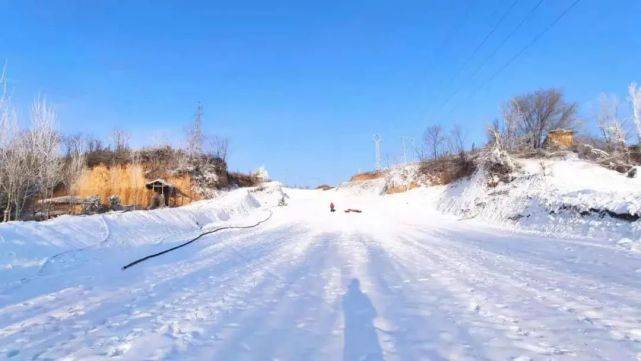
[{"xmin": 1, "ymin": 188, "xmax": 641, "ymax": 360}]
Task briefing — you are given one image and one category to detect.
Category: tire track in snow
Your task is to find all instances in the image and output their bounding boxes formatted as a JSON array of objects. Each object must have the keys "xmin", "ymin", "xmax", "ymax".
[
  {"xmin": 423, "ymin": 226, "xmax": 641, "ymax": 346},
  {"xmin": 346, "ymin": 233, "xmax": 483, "ymax": 360},
  {"xmin": 388, "ymin": 227, "xmax": 641, "ymax": 359},
  {"xmin": 193, "ymin": 232, "xmax": 346, "ymax": 360},
  {"xmin": 0, "ymin": 223, "xmax": 314, "ymax": 359}
]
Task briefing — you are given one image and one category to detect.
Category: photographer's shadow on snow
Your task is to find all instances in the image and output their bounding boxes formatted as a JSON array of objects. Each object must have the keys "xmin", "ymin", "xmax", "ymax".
[{"xmin": 342, "ymin": 279, "xmax": 383, "ymax": 361}]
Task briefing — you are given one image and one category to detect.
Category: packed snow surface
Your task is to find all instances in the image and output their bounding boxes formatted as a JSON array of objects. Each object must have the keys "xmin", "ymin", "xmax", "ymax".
[{"xmin": 1, "ymin": 181, "xmax": 641, "ymax": 360}]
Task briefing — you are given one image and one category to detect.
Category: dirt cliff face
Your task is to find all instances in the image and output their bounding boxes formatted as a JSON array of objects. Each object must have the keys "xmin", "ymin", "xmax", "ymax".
[
  {"xmin": 62, "ymin": 158, "xmax": 260, "ymax": 208},
  {"xmin": 70, "ymin": 164, "xmax": 198, "ymax": 207},
  {"xmin": 349, "ymin": 171, "xmax": 384, "ymax": 182}
]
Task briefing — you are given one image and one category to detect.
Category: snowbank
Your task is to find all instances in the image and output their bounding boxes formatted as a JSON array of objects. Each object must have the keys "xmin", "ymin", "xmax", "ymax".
[
  {"xmin": 0, "ymin": 183, "xmax": 286, "ymax": 288},
  {"xmin": 337, "ymin": 178, "xmax": 387, "ymax": 196},
  {"xmin": 383, "ymin": 163, "xmax": 426, "ymax": 193},
  {"xmin": 344, "ymin": 154, "xmax": 641, "ymax": 251},
  {"xmin": 436, "ymin": 154, "xmax": 641, "ymax": 249}
]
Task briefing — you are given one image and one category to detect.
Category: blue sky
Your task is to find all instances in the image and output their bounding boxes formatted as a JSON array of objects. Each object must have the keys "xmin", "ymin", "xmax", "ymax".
[{"xmin": 1, "ymin": 0, "xmax": 639, "ymax": 186}]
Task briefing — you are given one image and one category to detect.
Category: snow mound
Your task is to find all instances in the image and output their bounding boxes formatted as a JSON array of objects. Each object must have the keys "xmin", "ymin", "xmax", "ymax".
[
  {"xmin": 253, "ymin": 166, "xmax": 270, "ymax": 182},
  {"xmin": 383, "ymin": 163, "xmax": 426, "ymax": 193},
  {"xmin": 340, "ymin": 163, "xmax": 429, "ymax": 196},
  {"xmin": 437, "ymin": 155, "xmax": 641, "ymax": 246},
  {"xmin": 337, "ymin": 178, "xmax": 387, "ymax": 196},
  {"xmin": 248, "ymin": 181, "xmax": 289, "ymax": 206},
  {"xmin": 0, "ymin": 188, "xmax": 265, "ymax": 286}
]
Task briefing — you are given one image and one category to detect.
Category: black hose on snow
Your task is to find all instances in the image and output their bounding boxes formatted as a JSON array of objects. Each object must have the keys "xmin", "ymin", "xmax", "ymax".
[{"xmin": 122, "ymin": 210, "xmax": 273, "ymax": 270}]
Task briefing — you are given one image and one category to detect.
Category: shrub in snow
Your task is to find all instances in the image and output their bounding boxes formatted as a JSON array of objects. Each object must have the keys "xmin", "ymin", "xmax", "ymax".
[
  {"xmin": 83, "ymin": 195, "xmax": 105, "ymax": 214},
  {"xmin": 385, "ymin": 164, "xmax": 423, "ymax": 193},
  {"xmin": 480, "ymin": 143, "xmax": 518, "ymax": 187},
  {"xmin": 108, "ymin": 195, "xmax": 122, "ymax": 211},
  {"xmin": 180, "ymin": 155, "xmax": 228, "ymax": 198},
  {"xmin": 253, "ymin": 166, "xmax": 270, "ymax": 182},
  {"xmin": 227, "ymin": 172, "xmax": 260, "ymax": 188},
  {"xmin": 575, "ymin": 140, "xmax": 636, "ymax": 174},
  {"xmin": 418, "ymin": 153, "xmax": 476, "ymax": 186}
]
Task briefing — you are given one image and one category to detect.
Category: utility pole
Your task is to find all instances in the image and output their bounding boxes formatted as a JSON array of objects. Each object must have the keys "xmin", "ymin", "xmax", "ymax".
[
  {"xmin": 401, "ymin": 136, "xmax": 407, "ymax": 164},
  {"xmin": 373, "ymin": 134, "xmax": 382, "ymax": 170}
]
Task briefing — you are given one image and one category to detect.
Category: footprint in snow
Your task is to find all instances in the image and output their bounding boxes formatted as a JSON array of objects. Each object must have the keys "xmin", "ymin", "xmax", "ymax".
[{"xmin": 7, "ymin": 350, "xmax": 19, "ymax": 358}]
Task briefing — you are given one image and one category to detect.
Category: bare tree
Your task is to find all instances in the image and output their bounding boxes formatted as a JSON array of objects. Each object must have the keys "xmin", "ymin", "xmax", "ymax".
[
  {"xmin": 29, "ymin": 97, "xmax": 63, "ymax": 216},
  {"xmin": 149, "ymin": 129, "xmax": 172, "ymax": 148},
  {"xmin": 422, "ymin": 125, "xmax": 447, "ymax": 159},
  {"xmin": 62, "ymin": 134, "xmax": 86, "ymax": 193},
  {"xmin": 207, "ymin": 135, "xmax": 229, "ymax": 161},
  {"xmin": 0, "ymin": 134, "xmax": 24, "ymax": 222},
  {"xmin": 596, "ymin": 93, "xmax": 627, "ymax": 151},
  {"xmin": 0, "ymin": 68, "xmax": 19, "ymax": 221},
  {"xmin": 500, "ymin": 99, "xmax": 524, "ymax": 151},
  {"xmin": 110, "ymin": 128, "xmax": 131, "ymax": 164},
  {"xmin": 503, "ymin": 89, "xmax": 577, "ymax": 149},
  {"xmin": 87, "ymin": 137, "xmax": 105, "ymax": 153},
  {"xmin": 110, "ymin": 128, "xmax": 131, "ymax": 153},
  {"xmin": 0, "ymin": 96, "xmax": 63, "ymax": 220},
  {"xmin": 448, "ymin": 124, "xmax": 466, "ymax": 155},
  {"xmin": 486, "ymin": 119, "xmax": 501, "ymax": 146},
  {"xmin": 629, "ymin": 83, "xmax": 641, "ymax": 145}
]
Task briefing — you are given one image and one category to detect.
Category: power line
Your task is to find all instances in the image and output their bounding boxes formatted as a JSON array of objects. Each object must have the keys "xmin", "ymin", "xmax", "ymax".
[
  {"xmin": 456, "ymin": 0, "xmax": 583, "ymax": 106},
  {"xmin": 466, "ymin": 0, "xmax": 545, "ymax": 83},
  {"xmin": 434, "ymin": 0, "xmax": 545, "ymax": 117},
  {"xmin": 450, "ymin": 0, "xmax": 584, "ymax": 117},
  {"xmin": 423, "ymin": 0, "xmax": 474, "ymax": 120},
  {"xmin": 433, "ymin": 0, "xmax": 520, "ymax": 120},
  {"xmin": 479, "ymin": 0, "xmax": 583, "ymax": 90},
  {"xmin": 432, "ymin": 0, "xmax": 474, "ymax": 59},
  {"xmin": 450, "ymin": 0, "xmax": 521, "ymax": 85}
]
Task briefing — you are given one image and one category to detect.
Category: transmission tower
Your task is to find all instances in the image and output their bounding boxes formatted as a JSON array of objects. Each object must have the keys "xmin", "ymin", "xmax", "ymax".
[
  {"xmin": 401, "ymin": 136, "xmax": 415, "ymax": 164},
  {"xmin": 373, "ymin": 134, "xmax": 382, "ymax": 170}
]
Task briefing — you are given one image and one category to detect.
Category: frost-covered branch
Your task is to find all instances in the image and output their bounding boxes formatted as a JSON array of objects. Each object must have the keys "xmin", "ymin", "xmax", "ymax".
[{"xmin": 629, "ymin": 83, "xmax": 641, "ymax": 145}]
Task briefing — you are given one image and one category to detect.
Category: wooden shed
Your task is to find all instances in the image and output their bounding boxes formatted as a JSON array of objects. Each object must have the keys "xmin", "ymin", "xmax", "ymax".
[
  {"xmin": 544, "ymin": 129, "xmax": 575, "ymax": 149},
  {"xmin": 145, "ymin": 179, "xmax": 189, "ymax": 208},
  {"xmin": 36, "ymin": 195, "xmax": 86, "ymax": 217}
]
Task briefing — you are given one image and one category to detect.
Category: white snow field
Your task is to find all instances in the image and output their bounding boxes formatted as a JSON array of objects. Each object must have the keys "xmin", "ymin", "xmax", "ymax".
[{"xmin": 1, "ymin": 179, "xmax": 641, "ymax": 360}]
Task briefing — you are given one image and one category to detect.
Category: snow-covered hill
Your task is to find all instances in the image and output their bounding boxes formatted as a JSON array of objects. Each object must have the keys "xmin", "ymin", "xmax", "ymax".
[
  {"xmin": 345, "ymin": 154, "xmax": 641, "ymax": 252},
  {"xmin": 1, "ymin": 167, "xmax": 640, "ymax": 359},
  {"xmin": 436, "ymin": 154, "xmax": 641, "ymax": 251}
]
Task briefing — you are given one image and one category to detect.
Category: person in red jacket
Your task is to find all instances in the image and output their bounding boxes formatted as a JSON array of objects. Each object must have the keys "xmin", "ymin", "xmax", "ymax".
[{"xmin": 330, "ymin": 202, "xmax": 335, "ymax": 212}]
